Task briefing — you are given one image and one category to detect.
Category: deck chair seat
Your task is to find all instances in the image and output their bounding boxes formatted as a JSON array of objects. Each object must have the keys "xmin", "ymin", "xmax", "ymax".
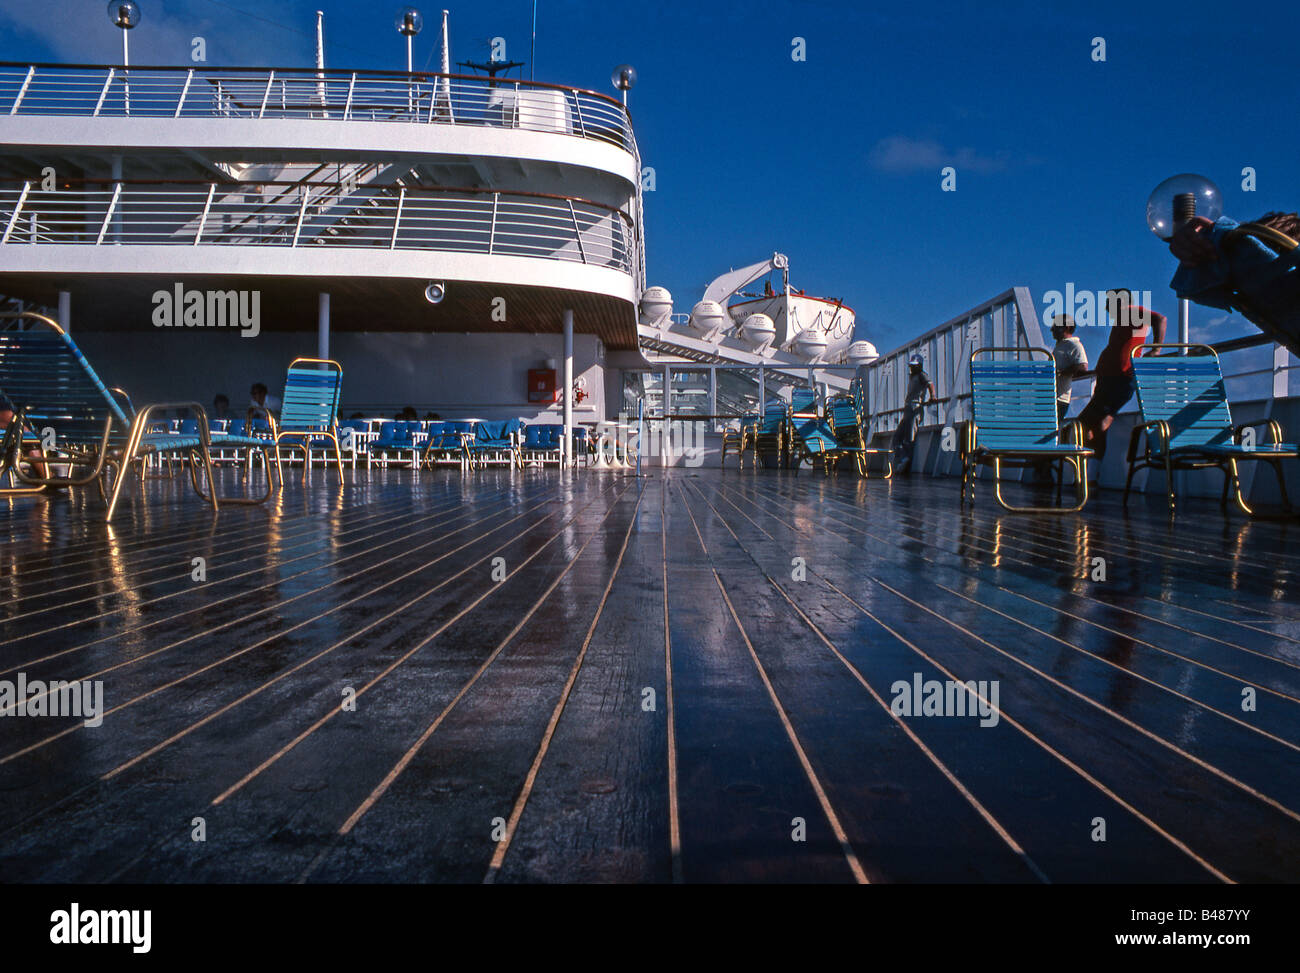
[
  {"xmin": 0, "ymin": 311, "xmax": 273, "ymax": 520},
  {"xmin": 962, "ymin": 350, "xmax": 1092, "ymax": 512},
  {"xmin": 791, "ymin": 417, "xmax": 843, "ymax": 475},
  {"xmin": 827, "ymin": 392, "xmax": 890, "ymax": 478},
  {"xmin": 1126, "ymin": 345, "xmax": 1296, "ymax": 515}
]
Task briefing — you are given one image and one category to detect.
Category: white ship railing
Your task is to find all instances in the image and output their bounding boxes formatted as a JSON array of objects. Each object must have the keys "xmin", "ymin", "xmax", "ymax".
[
  {"xmin": 0, "ymin": 62, "xmax": 635, "ymax": 152},
  {"xmin": 0, "ymin": 180, "xmax": 634, "ymax": 273}
]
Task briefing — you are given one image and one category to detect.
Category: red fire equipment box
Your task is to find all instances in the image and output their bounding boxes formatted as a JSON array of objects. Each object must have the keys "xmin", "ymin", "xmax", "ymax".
[{"xmin": 528, "ymin": 368, "xmax": 558, "ymax": 404}]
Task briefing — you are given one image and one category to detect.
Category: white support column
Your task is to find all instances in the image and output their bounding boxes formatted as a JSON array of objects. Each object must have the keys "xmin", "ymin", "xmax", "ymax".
[
  {"xmin": 317, "ymin": 292, "xmax": 330, "ymax": 360},
  {"xmin": 562, "ymin": 309, "xmax": 574, "ymax": 469},
  {"xmin": 1178, "ymin": 297, "xmax": 1190, "ymax": 350},
  {"xmin": 661, "ymin": 363, "xmax": 671, "ymax": 467},
  {"xmin": 58, "ymin": 290, "xmax": 70, "ymax": 332}
]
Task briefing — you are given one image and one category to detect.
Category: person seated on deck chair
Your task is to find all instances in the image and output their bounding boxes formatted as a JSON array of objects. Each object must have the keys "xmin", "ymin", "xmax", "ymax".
[
  {"xmin": 0, "ymin": 391, "xmax": 49, "ymax": 480},
  {"xmin": 1166, "ymin": 210, "xmax": 1300, "ymax": 357},
  {"xmin": 1077, "ymin": 290, "xmax": 1166, "ymax": 476},
  {"xmin": 248, "ymin": 382, "xmax": 280, "ymax": 422},
  {"xmin": 211, "ymin": 393, "xmax": 231, "ymax": 420},
  {"xmin": 891, "ymin": 356, "xmax": 936, "ymax": 475}
]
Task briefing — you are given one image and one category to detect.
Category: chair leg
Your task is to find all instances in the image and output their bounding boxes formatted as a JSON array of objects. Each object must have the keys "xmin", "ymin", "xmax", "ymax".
[{"xmin": 1271, "ymin": 459, "xmax": 1293, "ymax": 512}]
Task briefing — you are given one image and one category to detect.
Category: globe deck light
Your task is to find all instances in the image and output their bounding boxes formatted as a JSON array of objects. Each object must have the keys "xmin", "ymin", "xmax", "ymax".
[
  {"xmin": 396, "ymin": 7, "xmax": 423, "ymax": 73},
  {"xmin": 1146, "ymin": 173, "xmax": 1222, "ymax": 241},
  {"xmin": 107, "ymin": 1, "xmax": 140, "ymax": 66},
  {"xmin": 611, "ymin": 64, "xmax": 636, "ymax": 106}
]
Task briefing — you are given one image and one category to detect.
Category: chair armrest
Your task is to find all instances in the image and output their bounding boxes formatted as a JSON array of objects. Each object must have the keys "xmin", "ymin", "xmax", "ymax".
[
  {"xmin": 1234, "ymin": 419, "xmax": 1284, "ymax": 445},
  {"xmin": 1058, "ymin": 419, "xmax": 1085, "ymax": 448},
  {"xmin": 1127, "ymin": 420, "xmax": 1169, "ymax": 462}
]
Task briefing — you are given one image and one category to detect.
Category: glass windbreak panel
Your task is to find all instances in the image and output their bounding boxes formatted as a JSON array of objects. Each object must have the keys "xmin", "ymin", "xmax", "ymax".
[
  {"xmin": 622, "ymin": 370, "xmax": 662, "ymax": 418},
  {"xmin": 669, "ymin": 369, "xmax": 711, "ymax": 419}
]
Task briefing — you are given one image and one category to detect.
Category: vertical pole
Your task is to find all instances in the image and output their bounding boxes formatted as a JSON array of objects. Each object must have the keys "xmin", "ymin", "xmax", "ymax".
[
  {"xmin": 661, "ymin": 363, "xmax": 671, "ymax": 467},
  {"xmin": 708, "ymin": 365, "xmax": 717, "ymax": 433},
  {"xmin": 110, "ymin": 155, "xmax": 123, "ymax": 243},
  {"xmin": 58, "ymin": 290, "xmax": 70, "ymax": 332},
  {"xmin": 1178, "ymin": 297, "xmax": 1190, "ymax": 352},
  {"xmin": 562, "ymin": 309, "xmax": 574, "ymax": 469},
  {"xmin": 530, "ymin": 0, "xmax": 537, "ymax": 81},
  {"xmin": 758, "ymin": 364, "xmax": 766, "ymax": 413},
  {"xmin": 318, "ymin": 292, "xmax": 330, "ymax": 360}
]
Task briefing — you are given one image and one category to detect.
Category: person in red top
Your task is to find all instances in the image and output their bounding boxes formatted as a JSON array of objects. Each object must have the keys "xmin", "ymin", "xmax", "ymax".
[{"xmin": 1077, "ymin": 289, "xmax": 1167, "ymax": 465}]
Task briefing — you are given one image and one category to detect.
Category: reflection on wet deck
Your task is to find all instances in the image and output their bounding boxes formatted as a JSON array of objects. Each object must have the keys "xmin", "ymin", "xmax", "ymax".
[{"xmin": 0, "ymin": 469, "xmax": 1297, "ymax": 883}]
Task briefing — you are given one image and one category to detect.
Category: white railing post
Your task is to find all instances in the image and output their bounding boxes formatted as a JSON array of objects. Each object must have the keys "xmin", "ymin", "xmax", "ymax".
[
  {"xmin": 93, "ymin": 69, "xmax": 115, "ymax": 117},
  {"xmin": 10, "ymin": 65, "xmax": 34, "ymax": 114},
  {"xmin": 175, "ymin": 69, "xmax": 193, "ymax": 118},
  {"xmin": 96, "ymin": 184, "xmax": 122, "ymax": 245},
  {"xmin": 567, "ymin": 200, "xmax": 587, "ymax": 263},
  {"xmin": 2, "ymin": 181, "xmax": 31, "ymax": 244},
  {"xmin": 259, "ymin": 70, "xmax": 274, "ymax": 118},
  {"xmin": 488, "ymin": 192, "xmax": 499, "ymax": 254},
  {"xmin": 390, "ymin": 187, "xmax": 405, "ymax": 249},
  {"xmin": 343, "ymin": 72, "xmax": 355, "ymax": 120},
  {"xmin": 194, "ymin": 183, "xmax": 214, "ymax": 244},
  {"xmin": 292, "ymin": 187, "xmax": 308, "ymax": 246}
]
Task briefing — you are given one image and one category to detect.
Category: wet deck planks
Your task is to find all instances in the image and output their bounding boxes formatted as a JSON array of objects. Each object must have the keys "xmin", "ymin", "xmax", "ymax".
[{"xmin": 0, "ymin": 467, "xmax": 1297, "ymax": 883}]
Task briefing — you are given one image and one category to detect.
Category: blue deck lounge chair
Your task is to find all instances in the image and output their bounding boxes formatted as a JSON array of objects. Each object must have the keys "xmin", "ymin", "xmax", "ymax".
[
  {"xmin": 0, "ymin": 311, "xmax": 273, "ymax": 520},
  {"xmin": 721, "ymin": 413, "xmax": 759, "ymax": 469},
  {"xmin": 370, "ymin": 421, "xmax": 422, "ymax": 467},
  {"xmin": 421, "ymin": 421, "xmax": 471, "ymax": 469},
  {"xmin": 751, "ymin": 401, "xmax": 790, "ymax": 469},
  {"xmin": 269, "ymin": 357, "xmax": 344, "ymax": 484},
  {"xmin": 828, "ymin": 392, "xmax": 891, "ymax": 478},
  {"xmin": 791, "ymin": 416, "xmax": 843, "ymax": 475},
  {"xmin": 469, "ymin": 419, "xmax": 521, "ymax": 468},
  {"xmin": 521, "ymin": 424, "xmax": 563, "ymax": 466},
  {"xmin": 961, "ymin": 347, "xmax": 1092, "ymax": 512},
  {"xmin": 1125, "ymin": 343, "xmax": 1297, "ymax": 515}
]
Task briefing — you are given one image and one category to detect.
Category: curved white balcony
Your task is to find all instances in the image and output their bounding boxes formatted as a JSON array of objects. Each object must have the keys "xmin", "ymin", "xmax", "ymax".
[
  {"xmin": 0, "ymin": 180, "xmax": 634, "ymax": 275},
  {"xmin": 0, "ymin": 63, "xmax": 639, "ymax": 184}
]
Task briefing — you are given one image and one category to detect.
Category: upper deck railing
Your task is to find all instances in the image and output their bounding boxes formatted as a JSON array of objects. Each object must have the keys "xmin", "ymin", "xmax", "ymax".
[
  {"xmin": 0, "ymin": 62, "xmax": 635, "ymax": 153},
  {"xmin": 0, "ymin": 178, "xmax": 635, "ymax": 274}
]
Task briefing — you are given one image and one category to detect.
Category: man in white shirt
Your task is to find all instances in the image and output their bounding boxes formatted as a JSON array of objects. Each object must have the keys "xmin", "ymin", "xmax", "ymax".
[
  {"xmin": 249, "ymin": 382, "xmax": 281, "ymax": 421},
  {"xmin": 1050, "ymin": 314, "xmax": 1088, "ymax": 424}
]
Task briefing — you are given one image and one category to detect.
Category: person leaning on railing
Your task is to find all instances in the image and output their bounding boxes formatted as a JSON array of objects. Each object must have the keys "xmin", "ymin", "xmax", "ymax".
[
  {"xmin": 891, "ymin": 355, "xmax": 936, "ymax": 475},
  {"xmin": 1168, "ymin": 210, "xmax": 1300, "ymax": 357},
  {"xmin": 1076, "ymin": 290, "xmax": 1166, "ymax": 472}
]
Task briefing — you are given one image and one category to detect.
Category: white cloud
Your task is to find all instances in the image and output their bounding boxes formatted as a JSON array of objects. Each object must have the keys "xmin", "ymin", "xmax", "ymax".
[{"xmin": 868, "ymin": 135, "xmax": 1013, "ymax": 175}]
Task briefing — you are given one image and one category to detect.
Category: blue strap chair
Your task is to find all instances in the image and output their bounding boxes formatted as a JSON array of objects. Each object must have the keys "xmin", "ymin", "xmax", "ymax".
[
  {"xmin": 791, "ymin": 416, "xmax": 843, "ymax": 475},
  {"xmin": 721, "ymin": 413, "xmax": 759, "ymax": 469},
  {"xmin": 269, "ymin": 357, "xmax": 344, "ymax": 484},
  {"xmin": 962, "ymin": 347, "xmax": 1093, "ymax": 512},
  {"xmin": 0, "ymin": 311, "xmax": 274, "ymax": 520},
  {"xmin": 827, "ymin": 392, "xmax": 891, "ymax": 478},
  {"xmin": 751, "ymin": 400, "xmax": 790, "ymax": 469},
  {"xmin": 1125, "ymin": 344, "xmax": 1297, "ymax": 515}
]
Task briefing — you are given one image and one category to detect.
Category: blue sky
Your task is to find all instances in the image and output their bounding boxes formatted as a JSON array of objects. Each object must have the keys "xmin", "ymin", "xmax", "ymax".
[{"xmin": 2, "ymin": 0, "xmax": 1297, "ymax": 366}]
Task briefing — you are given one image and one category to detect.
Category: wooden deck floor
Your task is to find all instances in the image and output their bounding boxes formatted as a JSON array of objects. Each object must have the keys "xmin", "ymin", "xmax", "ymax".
[{"xmin": 1, "ymin": 468, "xmax": 1298, "ymax": 883}]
